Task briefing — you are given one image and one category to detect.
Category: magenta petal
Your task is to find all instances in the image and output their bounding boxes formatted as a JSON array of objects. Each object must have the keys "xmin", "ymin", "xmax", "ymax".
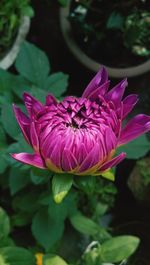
[
  {"xmin": 100, "ymin": 153, "xmax": 126, "ymax": 171},
  {"xmin": 86, "ymin": 81, "xmax": 110, "ymax": 100},
  {"xmin": 11, "ymin": 153, "xmax": 46, "ymax": 169},
  {"xmin": 61, "ymin": 148, "xmax": 78, "ymax": 171},
  {"xmin": 82, "ymin": 67, "xmax": 108, "ymax": 98},
  {"xmin": 46, "ymin": 94, "xmax": 57, "ymax": 106},
  {"xmin": 105, "ymin": 79, "xmax": 128, "ymax": 106},
  {"xmin": 79, "ymin": 143, "xmax": 101, "ymax": 173},
  {"xmin": 13, "ymin": 105, "xmax": 31, "ymax": 144},
  {"xmin": 30, "ymin": 122, "xmax": 39, "ymax": 152},
  {"xmin": 122, "ymin": 94, "xmax": 139, "ymax": 119},
  {"xmin": 119, "ymin": 114, "xmax": 150, "ymax": 145},
  {"xmin": 23, "ymin": 93, "xmax": 43, "ymax": 117}
]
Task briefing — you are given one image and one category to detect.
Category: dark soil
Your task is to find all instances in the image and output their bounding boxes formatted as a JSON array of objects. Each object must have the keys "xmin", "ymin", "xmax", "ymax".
[{"xmin": 70, "ymin": 0, "xmax": 150, "ymax": 68}]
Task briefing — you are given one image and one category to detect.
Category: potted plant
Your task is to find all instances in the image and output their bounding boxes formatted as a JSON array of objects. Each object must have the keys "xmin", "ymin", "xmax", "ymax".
[
  {"xmin": 60, "ymin": 0, "xmax": 150, "ymax": 78},
  {"xmin": 0, "ymin": 0, "xmax": 34, "ymax": 70}
]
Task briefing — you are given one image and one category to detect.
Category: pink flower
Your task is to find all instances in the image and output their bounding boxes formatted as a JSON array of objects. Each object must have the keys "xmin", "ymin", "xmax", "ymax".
[{"xmin": 11, "ymin": 68, "xmax": 150, "ymax": 176}]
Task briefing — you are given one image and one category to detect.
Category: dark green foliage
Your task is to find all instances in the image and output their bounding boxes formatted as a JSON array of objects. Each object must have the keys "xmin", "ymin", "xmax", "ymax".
[{"xmin": 0, "ymin": 0, "xmax": 33, "ymax": 58}]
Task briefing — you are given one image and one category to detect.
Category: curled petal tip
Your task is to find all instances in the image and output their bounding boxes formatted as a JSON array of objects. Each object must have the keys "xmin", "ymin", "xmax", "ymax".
[{"xmin": 11, "ymin": 153, "xmax": 46, "ymax": 169}]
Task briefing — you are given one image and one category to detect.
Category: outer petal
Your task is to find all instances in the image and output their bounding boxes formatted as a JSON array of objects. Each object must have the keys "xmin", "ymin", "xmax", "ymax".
[
  {"xmin": 82, "ymin": 67, "xmax": 108, "ymax": 98},
  {"xmin": 86, "ymin": 81, "xmax": 110, "ymax": 100},
  {"xmin": 13, "ymin": 105, "xmax": 31, "ymax": 145},
  {"xmin": 30, "ymin": 122, "xmax": 39, "ymax": 152},
  {"xmin": 46, "ymin": 94, "xmax": 57, "ymax": 106},
  {"xmin": 100, "ymin": 152, "xmax": 126, "ymax": 171},
  {"xmin": 105, "ymin": 79, "xmax": 128, "ymax": 106},
  {"xmin": 122, "ymin": 94, "xmax": 139, "ymax": 119},
  {"xmin": 11, "ymin": 153, "xmax": 46, "ymax": 169},
  {"xmin": 118, "ymin": 114, "xmax": 150, "ymax": 145},
  {"xmin": 23, "ymin": 93, "xmax": 43, "ymax": 117}
]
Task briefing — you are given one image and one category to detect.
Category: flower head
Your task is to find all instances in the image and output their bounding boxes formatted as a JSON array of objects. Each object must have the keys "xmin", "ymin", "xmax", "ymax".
[{"xmin": 11, "ymin": 68, "xmax": 150, "ymax": 176}]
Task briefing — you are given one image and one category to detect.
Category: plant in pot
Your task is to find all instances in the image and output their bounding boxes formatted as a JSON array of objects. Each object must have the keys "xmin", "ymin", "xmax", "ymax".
[
  {"xmin": 60, "ymin": 0, "xmax": 150, "ymax": 77},
  {"xmin": 0, "ymin": 0, "xmax": 34, "ymax": 70}
]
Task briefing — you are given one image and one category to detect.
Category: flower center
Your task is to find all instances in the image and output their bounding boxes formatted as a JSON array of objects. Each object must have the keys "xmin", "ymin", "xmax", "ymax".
[{"xmin": 56, "ymin": 97, "xmax": 101, "ymax": 131}]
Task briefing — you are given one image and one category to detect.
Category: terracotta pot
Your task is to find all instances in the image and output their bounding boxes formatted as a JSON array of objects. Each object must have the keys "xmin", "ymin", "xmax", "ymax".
[
  {"xmin": 60, "ymin": 2, "xmax": 150, "ymax": 78},
  {"xmin": 0, "ymin": 16, "xmax": 30, "ymax": 70}
]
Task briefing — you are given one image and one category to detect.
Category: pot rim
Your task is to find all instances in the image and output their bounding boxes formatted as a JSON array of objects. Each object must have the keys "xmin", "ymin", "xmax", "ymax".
[
  {"xmin": 60, "ymin": 3, "xmax": 150, "ymax": 78},
  {"xmin": 0, "ymin": 16, "xmax": 30, "ymax": 70}
]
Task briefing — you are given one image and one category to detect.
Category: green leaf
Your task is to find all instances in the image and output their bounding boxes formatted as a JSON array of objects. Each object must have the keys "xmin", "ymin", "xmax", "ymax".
[
  {"xmin": 15, "ymin": 41, "xmax": 50, "ymax": 87},
  {"xmin": 100, "ymin": 170, "xmax": 115, "ymax": 181},
  {"xmin": 43, "ymin": 254, "xmax": 68, "ymax": 265},
  {"xmin": 30, "ymin": 87, "xmax": 50, "ymax": 104},
  {"xmin": 22, "ymin": 6, "xmax": 34, "ymax": 17},
  {"xmin": 1, "ymin": 104, "xmax": 20, "ymax": 140},
  {"xmin": 70, "ymin": 213, "xmax": 99, "ymax": 236},
  {"xmin": 32, "ymin": 208, "xmax": 64, "ymax": 251},
  {"xmin": 57, "ymin": 0, "xmax": 69, "ymax": 7},
  {"xmin": 12, "ymin": 191, "xmax": 40, "ymax": 212},
  {"xmin": 11, "ymin": 75, "xmax": 31, "ymax": 99},
  {"xmin": 0, "ymin": 247, "xmax": 36, "ymax": 265},
  {"xmin": 100, "ymin": 235, "xmax": 140, "ymax": 263},
  {"xmin": 44, "ymin": 72, "xmax": 69, "ymax": 97},
  {"xmin": 9, "ymin": 167, "xmax": 30, "ymax": 195},
  {"xmin": 0, "ymin": 69, "xmax": 13, "ymax": 93},
  {"xmin": 0, "ymin": 238, "xmax": 14, "ymax": 248},
  {"xmin": 30, "ymin": 168, "xmax": 50, "ymax": 185},
  {"xmin": 106, "ymin": 12, "xmax": 124, "ymax": 30},
  {"xmin": 52, "ymin": 173, "xmax": 73, "ymax": 203},
  {"xmin": 117, "ymin": 134, "xmax": 150, "ymax": 159},
  {"xmin": 0, "ymin": 208, "xmax": 10, "ymax": 240},
  {"xmin": 75, "ymin": 175, "xmax": 96, "ymax": 195}
]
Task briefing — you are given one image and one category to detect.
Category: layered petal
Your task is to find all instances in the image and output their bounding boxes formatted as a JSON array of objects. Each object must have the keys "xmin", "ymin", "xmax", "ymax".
[
  {"xmin": 105, "ymin": 79, "xmax": 128, "ymax": 107},
  {"xmin": 100, "ymin": 152, "xmax": 126, "ymax": 171},
  {"xmin": 11, "ymin": 153, "xmax": 46, "ymax": 169},
  {"xmin": 86, "ymin": 81, "xmax": 110, "ymax": 100},
  {"xmin": 82, "ymin": 67, "xmax": 108, "ymax": 98},
  {"xmin": 46, "ymin": 94, "xmax": 57, "ymax": 106},
  {"xmin": 122, "ymin": 94, "xmax": 139, "ymax": 119},
  {"xmin": 13, "ymin": 105, "xmax": 31, "ymax": 145},
  {"xmin": 23, "ymin": 93, "xmax": 43, "ymax": 118},
  {"xmin": 30, "ymin": 122, "xmax": 39, "ymax": 152},
  {"xmin": 118, "ymin": 114, "xmax": 150, "ymax": 145}
]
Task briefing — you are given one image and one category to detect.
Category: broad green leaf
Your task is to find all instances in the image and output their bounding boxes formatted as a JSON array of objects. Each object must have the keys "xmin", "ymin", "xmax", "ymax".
[
  {"xmin": 15, "ymin": 41, "xmax": 50, "ymax": 87},
  {"xmin": 11, "ymin": 75, "xmax": 31, "ymax": 99},
  {"xmin": 12, "ymin": 191, "xmax": 40, "ymax": 212},
  {"xmin": 32, "ymin": 208, "xmax": 64, "ymax": 251},
  {"xmin": 9, "ymin": 167, "xmax": 30, "ymax": 195},
  {"xmin": 0, "ymin": 69, "xmax": 13, "ymax": 93},
  {"xmin": 70, "ymin": 213, "xmax": 99, "ymax": 236},
  {"xmin": 30, "ymin": 168, "xmax": 50, "ymax": 185},
  {"xmin": 43, "ymin": 254, "xmax": 68, "ymax": 265},
  {"xmin": 52, "ymin": 174, "xmax": 73, "ymax": 203},
  {"xmin": 1, "ymin": 104, "xmax": 20, "ymax": 139},
  {"xmin": 0, "ymin": 208, "xmax": 10, "ymax": 240},
  {"xmin": 100, "ymin": 235, "xmax": 140, "ymax": 263},
  {"xmin": 117, "ymin": 134, "xmax": 150, "ymax": 159},
  {"xmin": 0, "ymin": 247, "xmax": 36, "ymax": 265},
  {"xmin": 44, "ymin": 72, "xmax": 69, "ymax": 97}
]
